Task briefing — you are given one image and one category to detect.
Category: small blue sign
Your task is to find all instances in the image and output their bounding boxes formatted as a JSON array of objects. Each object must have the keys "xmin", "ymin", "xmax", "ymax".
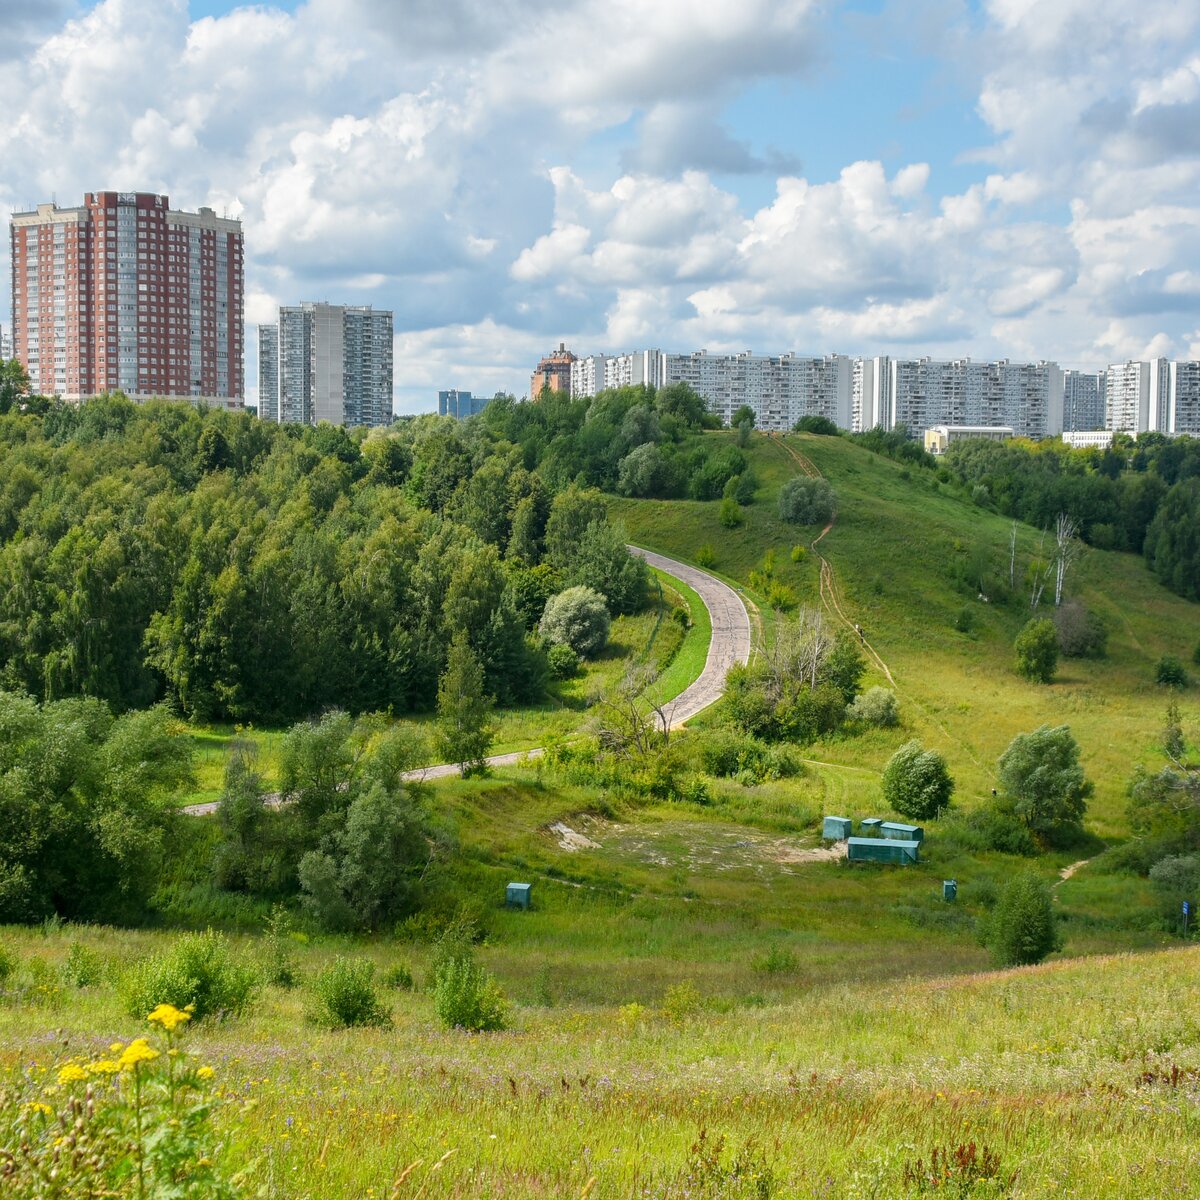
[{"xmin": 1184, "ymin": 900, "xmax": 1192, "ymax": 917}]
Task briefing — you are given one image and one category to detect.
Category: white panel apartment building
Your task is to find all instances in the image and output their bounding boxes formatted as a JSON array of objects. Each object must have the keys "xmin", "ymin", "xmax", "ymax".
[
  {"xmin": 258, "ymin": 302, "xmax": 393, "ymax": 427},
  {"xmin": 884, "ymin": 358, "xmax": 1064, "ymax": 441},
  {"xmin": 1062, "ymin": 369, "xmax": 1106, "ymax": 432},
  {"xmin": 570, "ymin": 349, "xmax": 664, "ymax": 397},
  {"xmin": 1169, "ymin": 360, "xmax": 1200, "ymax": 435}
]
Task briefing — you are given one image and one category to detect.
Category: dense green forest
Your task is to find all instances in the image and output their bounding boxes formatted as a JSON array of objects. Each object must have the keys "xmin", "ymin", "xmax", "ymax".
[
  {"xmin": 0, "ymin": 383, "xmax": 744, "ymax": 723},
  {"xmin": 941, "ymin": 432, "xmax": 1200, "ymax": 600}
]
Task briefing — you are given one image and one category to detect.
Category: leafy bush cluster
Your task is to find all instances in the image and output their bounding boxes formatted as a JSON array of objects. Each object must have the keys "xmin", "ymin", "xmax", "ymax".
[
  {"xmin": 778, "ymin": 476, "xmax": 836, "ymax": 526},
  {"xmin": 310, "ymin": 957, "xmax": 392, "ymax": 1028},
  {"xmin": 539, "ymin": 585, "xmax": 611, "ymax": 658},
  {"xmin": 120, "ymin": 930, "xmax": 257, "ymax": 1022},
  {"xmin": 698, "ymin": 732, "xmax": 803, "ymax": 785}
]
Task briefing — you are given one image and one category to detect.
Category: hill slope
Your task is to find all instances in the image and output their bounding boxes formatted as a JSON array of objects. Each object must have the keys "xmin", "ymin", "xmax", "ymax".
[{"xmin": 611, "ymin": 430, "xmax": 1200, "ymax": 836}]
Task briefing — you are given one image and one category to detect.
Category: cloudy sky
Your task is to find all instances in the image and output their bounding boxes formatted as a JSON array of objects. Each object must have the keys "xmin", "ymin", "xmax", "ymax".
[{"xmin": 2, "ymin": 0, "xmax": 1199, "ymax": 412}]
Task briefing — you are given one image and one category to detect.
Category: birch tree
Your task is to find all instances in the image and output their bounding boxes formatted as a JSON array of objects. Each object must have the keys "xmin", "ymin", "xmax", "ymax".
[{"xmin": 1053, "ymin": 512, "xmax": 1079, "ymax": 607}]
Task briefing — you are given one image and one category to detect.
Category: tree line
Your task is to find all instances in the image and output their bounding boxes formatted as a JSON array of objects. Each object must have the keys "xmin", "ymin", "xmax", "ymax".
[
  {"xmin": 0, "ymin": 386, "xmax": 690, "ymax": 723},
  {"xmin": 943, "ymin": 433, "xmax": 1200, "ymax": 601}
]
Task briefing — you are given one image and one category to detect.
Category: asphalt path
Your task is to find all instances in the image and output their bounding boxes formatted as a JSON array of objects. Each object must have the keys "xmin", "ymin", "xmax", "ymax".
[{"xmin": 181, "ymin": 547, "xmax": 751, "ymax": 812}]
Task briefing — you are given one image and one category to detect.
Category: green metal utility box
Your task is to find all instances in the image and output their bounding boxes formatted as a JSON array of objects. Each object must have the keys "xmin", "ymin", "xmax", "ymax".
[
  {"xmin": 847, "ymin": 837, "xmax": 920, "ymax": 865},
  {"xmin": 943, "ymin": 879, "xmax": 958, "ymax": 902},
  {"xmin": 506, "ymin": 882, "xmax": 532, "ymax": 910},
  {"xmin": 860, "ymin": 818, "xmax": 882, "ymax": 834},
  {"xmin": 881, "ymin": 821, "xmax": 924, "ymax": 843},
  {"xmin": 823, "ymin": 816, "xmax": 852, "ymax": 840}
]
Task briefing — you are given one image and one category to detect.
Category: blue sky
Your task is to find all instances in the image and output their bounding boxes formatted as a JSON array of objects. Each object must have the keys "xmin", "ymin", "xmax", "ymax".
[{"xmin": 4, "ymin": 0, "xmax": 1200, "ymax": 410}]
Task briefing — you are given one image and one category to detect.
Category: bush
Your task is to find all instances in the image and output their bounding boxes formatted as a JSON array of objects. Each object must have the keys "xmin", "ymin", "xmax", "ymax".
[
  {"xmin": 880, "ymin": 741, "xmax": 954, "ymax": 820},
  {"xmin": 846, "ymin": 686, "xmax": 899, "ymax": 728},
  {"xmin": 1054, "ymin": 600, "xmax": 1108, "ymax": 658},
  {"xmin": 998, "ymin": 724, "xmax": 1092, "ymax": 838},
  {"xmin": 751, "ymin": 945, "xmax": 799, "ymax": 975},
  {"xmin": 1156, "ymin": 655, "xmax": 1189, "ymax": 689},
  {"xmin": 965, "ymin": 805, "xmax": 1038, "ymax": 856},
  {"xmin": 263, "ymin": 906, "xmax": 299, "ymax": 989},
  {"xmin": 434, "ymin": 955, "xmax": 509, "ymax": 1031},
  {"xmin": 1014, "ymin": 617, "xmax": 1058, "ymax": 683},
  {"xmin": 120, "ymin": 930, "xmax": 257, "ymax": 1022},
  {"xmin": 790, "ymin": 544, "xmax": 806, "ymax": 563},
  {"xmin": 661, "ymin": 979, "xmax": 704, "ymax": 1022},
  {"xmin": 310, "ymin": 957, "xmax": 391, "ymax": 1028},
  {"xmin": 0, "ymin": 940, "xmax": 15, "ymax": 986},
  {"xmin": 546, "ymin": 642, "xmax": 580, "ymax": 679},
  {"xmin": 953, "ymin": 605, "xmax": 975, "ymax": 634},
  {"xmin": 696, "ymin": 543, "xmax": 716, "ymax": 568},
  {"xmin": 382, "ymin": 963, "xmax": 415, "ymax": 990},
  {"xmin": 62, "ymin": 942, "xmax": 104, "ymax": 989},
  {"xmin": 794, "ymin": 415, "xmax": 839, "ymax": 435},
  {"xmin": 718, "ymin": 497, "xmax": 742, "ymax": 528},
  {"xmin": 539, "ymin": 586, "xmax": 611, "ymax": 658},
  {"xmin": 778, "ymin": 476, "xmax": 835, "ymax": 525},
  {"xmin": 982, "ymin": 872, "xmax": 1063, "ymax": 966}
]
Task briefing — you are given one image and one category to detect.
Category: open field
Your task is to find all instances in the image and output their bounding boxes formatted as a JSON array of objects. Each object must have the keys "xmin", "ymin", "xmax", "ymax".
[{"xmin": 1, "ymin": 896, "xmax": 1194, "ymax": 1199}]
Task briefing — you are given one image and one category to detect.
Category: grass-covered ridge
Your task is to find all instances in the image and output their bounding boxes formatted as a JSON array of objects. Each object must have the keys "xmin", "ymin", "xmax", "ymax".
[{"xmin": 612, "ymin": 430, "xmax": 1200, "ymax": 836}]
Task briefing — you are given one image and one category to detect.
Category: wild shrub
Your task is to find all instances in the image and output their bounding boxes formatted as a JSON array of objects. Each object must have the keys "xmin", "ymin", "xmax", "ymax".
[
  {"xmin": 964, "ymin": 807, "xmax": 1038, "ymax": 857},
  {"xmin": 62, "ymin": 942, "xmax": 104, "ymax": 989},
  {"xmin": 881, "ymin": 741, "xmax": 954, "ymax": 820},
  {"xmin": 434, "ymin": 956, "xmax": 509, "ymax": 1032},
  {"xmin": 0, "ymin": 940, "xmax": 16, "ymax": 987},
  {"xmin": 902, "ymin": 1143, "xmax": 1013, "ymax": 1196},
  {"xmin": 546, "ymin": 642, "xmax": 580, "ymax": 679},
  {"xmin": 1014, "ymin": 618, "xmax": 1058, "ymax": 683},
  {"xmin": 662, "ymin": 979, "xmax": 704, "ymax": 1023},
  {"xmin": 262, "ymin": 906, "xmax": 299, "ymax": 989},
  {"xmin": 981, "ymin": 872, "xmax": 1063, "ymax": 967},
  {"xmin": 1054, "ymin": 600, "xmax": 1108, "ymax": 658},
  {"xmin": 778, "ymin": 476, "xmax": 835, "ymax": 525},
  {"xmin": 847, "ymin": 686, "xmax": 899, "ymax": 728},
  {"xmin": 310, "ymin": 958, "xmax": 391, "ymax": 1028},
  {"xmin": 382, "ymin": 963, "xmax": 415, "ymax": 991},
  {"xmin": 696, "ymin": 543, "xmax": 716, "ymax": 568},
  {"xmin": 427, "ymin": 913, "xmax": 485, "ymax": 991},
  {"xmin": 752, "ymin": 946, "xmax": 799, "ymax": 975},
  {"xmin": 679, "ymin": 1129, "xmax": 778, "ymax": 1199},
  {"xmin": 539, "ymin": 586, "xmax": 611, "ymax": 658},
  {"xmin": 1156, "ymin": 655, "xmax": 1189, "ymax": 689},
  {"xmin": 120, "ymin": 930, "xmax": 257, "ymax": 1022}
]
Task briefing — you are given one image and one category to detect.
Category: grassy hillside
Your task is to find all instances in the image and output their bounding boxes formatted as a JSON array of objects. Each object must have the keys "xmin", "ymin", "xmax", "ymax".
[
  {"xmin": 612, "ymin": 430, "xmax": 1200, "ymax": 838},
  {"xmin": 1, "ymin": 912, "xmax": 1195, "ymax": 1198}
]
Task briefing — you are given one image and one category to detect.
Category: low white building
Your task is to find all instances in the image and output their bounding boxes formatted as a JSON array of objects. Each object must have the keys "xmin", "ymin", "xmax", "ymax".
[
  {"xmin": 1061, "ymin": 430, "xmax": 1116, "ymax": 450},
  {"xmin": 924, "ymin": 425, "xmax": 1014, "ymax": 455}
]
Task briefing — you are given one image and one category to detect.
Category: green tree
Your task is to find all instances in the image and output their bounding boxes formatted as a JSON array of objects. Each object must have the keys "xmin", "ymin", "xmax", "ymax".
[
  {"xmin": 298, "ymin": 782, "xmax": 427, "ymax": 931},
  {"xmin": 880, "ymin": 740, "xmax": 955, "ymax": 820},
  {"xmin": 1156, "ymin": 655, "xmax": 1189, "ymax": 689},
  {"xmin": 997, "ymin": 724, "xmax": 1092, "ymax": 838},
  {"xmin": 983, "ymin": 871, "xmax": 1063, "ymax": 966},
  {"xmin": 731, "ymin": 404, "xmax": 756, "ymax": 428},
  {"xmin": 566, "ymin": 520, "xmax": 648, "ymax": 616},
  {"xmin": 778, "ymin": 476, "xmax": 836, "ymax": 525},
  {"xmin": 1014, "ymin": 617, "xmax": 1058, "ymax": 683},
  {"xmin": 0, "ymin": 358, "xmax": 32, "ymax": 414},
  {"xmin": 539, "ymin": 586, "xmax": 611, "ymax": 657},
  {"xmin": 544, "ymin": 484, "xmax": 609, "ymax": 570},
  {"xmin": 435, "ymin": 633, "xmax": 495, "ymax": 776}
]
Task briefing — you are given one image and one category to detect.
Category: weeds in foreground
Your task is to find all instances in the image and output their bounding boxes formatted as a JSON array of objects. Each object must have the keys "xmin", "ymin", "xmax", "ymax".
[
  {"xmin": 0, "ymin": 1003, "xmax": 248, "ymax": 1198},
  {"xmin": 901, "ymin": 1143, "xmax": 1014, "ymax": 1197}
]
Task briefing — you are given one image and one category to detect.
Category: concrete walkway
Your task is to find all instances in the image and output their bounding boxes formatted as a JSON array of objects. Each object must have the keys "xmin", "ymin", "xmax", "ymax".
[{"xmin": 181, "ymin": 547, "xmax": 751, "ymax": 812}]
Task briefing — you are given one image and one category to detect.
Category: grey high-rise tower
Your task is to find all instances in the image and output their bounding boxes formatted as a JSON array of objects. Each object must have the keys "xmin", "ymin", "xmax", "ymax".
[{"xmin": 257, "ymin": 302, "xmax": 392, "ymax": 426}]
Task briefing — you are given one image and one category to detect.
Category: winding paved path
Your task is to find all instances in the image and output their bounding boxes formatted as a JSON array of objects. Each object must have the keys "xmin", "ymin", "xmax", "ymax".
[{"xmin": 181, "ymin": 548, "xmax": 751, "ymax": 811}]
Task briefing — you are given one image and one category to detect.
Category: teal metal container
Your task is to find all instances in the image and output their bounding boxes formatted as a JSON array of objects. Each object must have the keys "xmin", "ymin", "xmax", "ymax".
[
  {"xmin": 822, "ymin": 816, "xmax": 852, "ymax": 840},
  {"xmin": 881, "ymin": 821, "xmax": 924, "ymax": 843},
  {"xmin": 506, "ymin": 882, "xmax": 532, "ymax": 910},
  {"xmin": 847, "ymin": 837, "xmax": 920, "ymax": 865},
  {"xmin": 860, "ymin": 818, "xmax": 882, "ymax": 834},
  {"xmin": 943, "ymin": 879, "xmax": 958, "ymax": 902}
]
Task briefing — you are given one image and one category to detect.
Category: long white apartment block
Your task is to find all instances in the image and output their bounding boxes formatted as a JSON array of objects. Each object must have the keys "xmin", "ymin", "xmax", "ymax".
[{"xmin": 564, "ymin": 344, "xmax": 1200, "ymax": 440}]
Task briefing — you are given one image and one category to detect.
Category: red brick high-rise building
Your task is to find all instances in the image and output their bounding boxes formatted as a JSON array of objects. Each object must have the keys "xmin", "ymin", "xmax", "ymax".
[
  {"xmin": 9, "ymin": 191, "xmax": 243, "ymax": 405},
  {"xmin": 530, "ymin": 342, "xmax": 576, "ymax": 399}
]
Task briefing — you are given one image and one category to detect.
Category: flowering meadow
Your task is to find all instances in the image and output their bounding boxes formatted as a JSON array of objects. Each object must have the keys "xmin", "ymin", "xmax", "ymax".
[{"xmin": 1, "ymin": 920, "xmax": 1198, "ymax": 1199}]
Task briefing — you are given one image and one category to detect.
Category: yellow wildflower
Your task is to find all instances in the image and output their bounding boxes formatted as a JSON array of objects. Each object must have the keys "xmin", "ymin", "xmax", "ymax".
[
  {"xmin": 109, "ymin": 1043, "xmax": 124, "ymax": 1054},
  {"xmin": 88, "ymin": 1060, "xmax": 120, "ymax": 1075},
  {"xmin": 197, "ymin": 1066, "xmax": 215, "ymax": 1080},
  {"xmin": 118, "ymin": 1039, "xmax": 160, "ymax": 1071},
  {"xmin": 25, "ymin": 1102, "xmax": 53, "ymax": 1116},
  {"xmin": 57, "ymin": 1064, "xmax": 89, "ymax": 1085},
  {"xmin": 147, "ymin": 1003, "xmax": 192, "ymax": 1032}
]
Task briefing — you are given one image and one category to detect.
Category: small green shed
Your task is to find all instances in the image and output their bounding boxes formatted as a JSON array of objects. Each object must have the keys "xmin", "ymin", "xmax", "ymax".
[
  {"xmin": 822, "ymin": 816, "xmax": 853, "ymax": 840},
  {"xmin": 847, "ymin": 837, "xmax": 920, "ymax": 865},
  {"xmin": 506, "ymin": 882, "xmax": 532, "ymax": 910},
  {"xmin": 860, "ymin": 818, "xmax": 882, "ymax": 834},
  {"xmin": 880, "ymin": 821, "xmax": 924, "ymax": 843}
]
